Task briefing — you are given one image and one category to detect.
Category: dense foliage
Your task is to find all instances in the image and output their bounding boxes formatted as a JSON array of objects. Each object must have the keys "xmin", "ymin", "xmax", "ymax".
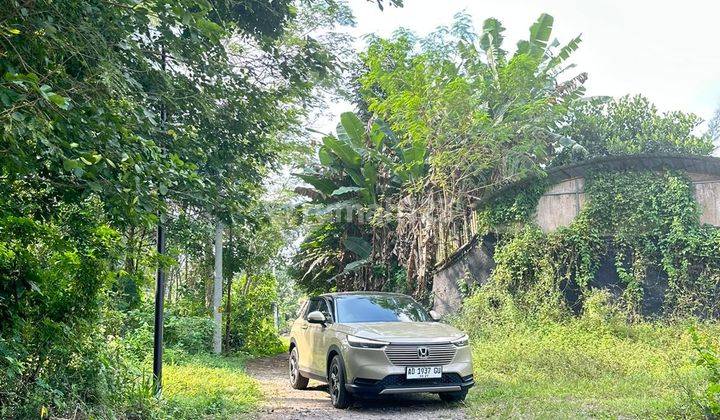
[
  {"xmin": 0, "ymin": 199, "xmax": 125, "ymax": 417},
  {"xmin": 0, "ymin": 0, "xmax": 367, "ymax": 417},
  {"xmin": 556, "ymin": 95, "xmax": 714, "ymax": 164},
  {"xmin": 292, "ymin": 112, "xmax": 423, "ymax": 294},
  {"xmin": 225, "ymin": 272, "xmax": 285, "ymax": 356},
  {"xmin": 691, "ymin": 327, "xmax": 720, "ymax": 417},
  {"xmin": 482, "ymin": 170, "xmax": 720, "ymax": 320},
  {"xmin": 293, "ymin": 13, "xmax": 589, "ymax": 298},
  {"xmin": 472, "ymin": 94, "xmax": 719, "ymax": 321}
]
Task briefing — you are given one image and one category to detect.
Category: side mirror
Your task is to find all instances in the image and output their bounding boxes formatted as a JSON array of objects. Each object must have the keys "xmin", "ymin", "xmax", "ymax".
[
  {"xmin": 429, "ymin": 310, "xmax": 441, "ymax": 321},
  {"xmin": 307, "ymin": 311, "xmax": 326, "ymax": 324}
]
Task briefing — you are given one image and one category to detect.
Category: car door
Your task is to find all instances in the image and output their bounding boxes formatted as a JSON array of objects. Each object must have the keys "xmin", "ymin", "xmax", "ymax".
[
  {"xmin": 296, "ymin": 298, "xmax": 318, "ymax": 371},
  {"xmin": 309, "ymin": 298, "xmax": 334, "ymax": 375}
]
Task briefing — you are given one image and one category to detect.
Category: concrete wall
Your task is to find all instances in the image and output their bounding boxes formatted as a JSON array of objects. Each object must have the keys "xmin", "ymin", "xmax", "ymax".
[
  {"xmin": 689, "ymin": 173, "xmax": 720, "ymax": 226},
  {"xmin": 432, "ymin": 170, "xmax": 720, "ymax": 316},
  {"xmin": 432, "ymin": 235, "xmax": 496, "ymax": 316},
  {"xmin": 534, "ymin": 177, "xmax": 586, "ymax": 232},
  {"xmin": 533, "ymin": 173, "xmax": 720, "ymax": 233}
]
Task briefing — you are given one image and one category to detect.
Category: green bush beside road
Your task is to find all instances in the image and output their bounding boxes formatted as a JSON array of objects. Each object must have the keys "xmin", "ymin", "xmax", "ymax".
[{"xmin": 458, "ymin": 290, "xmax": 720, "ymax": 418}]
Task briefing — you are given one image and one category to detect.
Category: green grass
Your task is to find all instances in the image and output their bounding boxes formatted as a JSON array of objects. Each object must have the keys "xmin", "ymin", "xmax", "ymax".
[
  {"xmin": 161, "ymin": 354, "xmax": 262, "ymax": 419},
  {"xmin": 464, "ymin": 320, "xmax": 717, "ymax": 418}
]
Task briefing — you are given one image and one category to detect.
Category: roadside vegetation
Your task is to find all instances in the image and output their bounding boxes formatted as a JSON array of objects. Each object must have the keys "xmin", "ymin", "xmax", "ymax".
[
  {"xmin": 3, "ymin": 0, "xmax": 720, "ymax": 419},
  {"xmin": 106, "ymin": 306, "xmax": 287, "ymax": 419},
  {"xmin": 162, "ymin": 355, "xmax": 262, "ymax": 418},
  {"xmin": 457, "ymin": 290, "xmax": 720, "ymax": 417},
  {"xmin": 0, "ymin": 0, "xmax": 369, "ymax": 417}
]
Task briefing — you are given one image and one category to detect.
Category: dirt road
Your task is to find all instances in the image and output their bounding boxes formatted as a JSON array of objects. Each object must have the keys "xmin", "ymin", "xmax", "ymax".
[{"xmin": 245, "ymin": 353, "xmax": 467, "ymax": 419}]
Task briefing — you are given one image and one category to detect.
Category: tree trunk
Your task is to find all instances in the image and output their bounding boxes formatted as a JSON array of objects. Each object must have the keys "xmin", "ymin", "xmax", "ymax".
[
  {"xmin": 242, "ymin": 269, "xmax": 253, "ymax": 295},
  {"xmin": 213, "ymin": 221, "xmax": 223, "ymax": 354},
  {"xmin": 224, "ymin": 227, "xmax": 234, "ymax": 352}
]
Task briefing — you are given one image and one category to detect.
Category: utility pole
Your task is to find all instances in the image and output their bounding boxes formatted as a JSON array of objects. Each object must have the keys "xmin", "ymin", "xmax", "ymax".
[
  {"xmin": 224, "ymin": 229, "xmax": 235, "ymax": 352},
  {"xmin": 153, "ymin": 43, "xmax": 168, "ymax": 395},
  {"xmin": 153, "ymin": 222, "xmax": 166, "ymax": 395},
  {"xmin": 213, "ymin": 221, "xmax": 223, "ymax": 354}
]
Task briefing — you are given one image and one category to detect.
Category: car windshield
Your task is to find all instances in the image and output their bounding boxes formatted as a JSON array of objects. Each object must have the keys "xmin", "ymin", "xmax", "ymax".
[{"xmin": 335, "ymin": 295, "xmax": 432, "ymax": 323}]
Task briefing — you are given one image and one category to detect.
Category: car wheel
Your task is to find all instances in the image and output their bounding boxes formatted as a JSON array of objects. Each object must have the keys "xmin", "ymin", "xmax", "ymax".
[
  {"xmin": 439, "ymin": 389, "xmax": 468, "ymax": 403},
  {"xmin": 328, "ymin": 355, "xmax": 351, "ymax": 409},
  {"xmin": 289, "ymin": 347, "xmax": 309, "ymax": 390}
]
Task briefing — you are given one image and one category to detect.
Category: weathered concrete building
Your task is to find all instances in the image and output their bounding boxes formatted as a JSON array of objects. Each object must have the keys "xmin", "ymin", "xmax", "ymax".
[{"xmin": 432, "ymin": 155, "xmax": 720, "ymax": 316}]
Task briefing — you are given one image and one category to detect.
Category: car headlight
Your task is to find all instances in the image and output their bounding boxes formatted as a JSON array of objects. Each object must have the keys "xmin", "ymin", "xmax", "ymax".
[
  {"xmin": 346, "ymin": 335, "xmax": 389, "ymax": 349},
  {"xmin": 452, "ymin": 334, "xmax": 469, "ymax": 347}
]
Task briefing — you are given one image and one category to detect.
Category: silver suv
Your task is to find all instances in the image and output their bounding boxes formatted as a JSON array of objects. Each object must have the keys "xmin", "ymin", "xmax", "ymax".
[{"xmin": 289, "ymin": 292, "xmax": 474, "ymax": 408}]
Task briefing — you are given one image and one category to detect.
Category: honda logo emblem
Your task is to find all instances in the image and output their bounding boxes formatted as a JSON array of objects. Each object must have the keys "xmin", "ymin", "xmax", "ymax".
[{"xmin": 417, "ymin": 346, "xmax": 430, "ymax": 359}]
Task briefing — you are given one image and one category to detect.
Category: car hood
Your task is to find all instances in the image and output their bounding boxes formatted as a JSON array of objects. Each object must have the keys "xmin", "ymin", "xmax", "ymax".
[{"xmin": 336, "ymin": 322, "xmax": 465, "ymax": 344}]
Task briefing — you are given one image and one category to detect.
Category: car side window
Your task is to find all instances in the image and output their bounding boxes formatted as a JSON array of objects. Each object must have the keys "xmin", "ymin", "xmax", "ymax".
[
  {"xmin": 325, "ymin": 298, "xmax": 335, "ymax": 322},
  {"xmin": 317, "ymin": 299, "xmax": 333, "ymax": 323},
  {"xmin": 304, "ymin": 298, "xmax": 319, "ymax": 320}
]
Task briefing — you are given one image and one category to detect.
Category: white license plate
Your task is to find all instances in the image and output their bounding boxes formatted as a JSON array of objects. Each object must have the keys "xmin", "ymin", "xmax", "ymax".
[{"xmin": 406, "ymin": 366, "xmax": 442, "ymax": 379}]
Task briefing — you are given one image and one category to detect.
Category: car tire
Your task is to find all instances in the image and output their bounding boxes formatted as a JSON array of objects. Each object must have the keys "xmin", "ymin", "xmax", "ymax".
[
  {"xmin": 328, "ymin": 355, "xmax": 352, "ymax": 409},
  {"xmin": 439, "ymin": 389, "xmax": 468, "ymax": 403},
  {"xmin": 289, "ymin": 347, "xmax": 309, "ymax": 390}
]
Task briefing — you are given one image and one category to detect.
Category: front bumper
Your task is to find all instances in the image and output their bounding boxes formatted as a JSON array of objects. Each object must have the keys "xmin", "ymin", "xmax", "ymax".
[
  {"xmin": 345, "ymin": 373, "xmax": 475, "ymax": 396},
  {"xmin": 343, "ymin": 343, "xmax": 474, "ymax": 381},
  {"xmin": 341, "ymin": 342, "xmax": 474, "ymax": 396}
]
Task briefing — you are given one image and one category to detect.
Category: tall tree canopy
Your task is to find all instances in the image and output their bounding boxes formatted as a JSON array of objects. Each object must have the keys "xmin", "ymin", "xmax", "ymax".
[
  {"xmin": 557, "ymin": 95, "xmax": 714, "ymax": 164},
  {"xmin": 293, "ymin": 13, "xmax": 589, "ymax": 297},
  {"xmin": 0, "ymin": 0, "xmax": 375, "ymax": 416},
  {"xmin": 0, "ymin": 0, "xmax": 342, "ymax": 227}
]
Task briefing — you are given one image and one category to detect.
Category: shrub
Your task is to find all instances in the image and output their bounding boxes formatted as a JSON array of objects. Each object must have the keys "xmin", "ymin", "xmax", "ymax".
[
  {"xmin": 165, "ymin": 314, "xmax": 214, "ymax": 355},
  {"xmin": 691, "ymin": 327, "xmax": 720, "ymax": 418},
  {"xmin": 226, "ymin": 272, "xmax": 285, "ymax": 356},
  {"xmin": 0, "ymin": 201, "xmax": 154, "ymax": 418},
  {"xmin": 458, "ymin": 286, "xmax": 523, "ymax": 336},
  {"xmin": 580, "ymin": 289, "xmax": 625, "ymax": 331}
]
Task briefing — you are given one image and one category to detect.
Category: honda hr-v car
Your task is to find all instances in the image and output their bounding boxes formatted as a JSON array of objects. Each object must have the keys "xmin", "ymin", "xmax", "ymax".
[{"xmin": 288, "ymin": 292, "xmax": 474, "ymax": 408}]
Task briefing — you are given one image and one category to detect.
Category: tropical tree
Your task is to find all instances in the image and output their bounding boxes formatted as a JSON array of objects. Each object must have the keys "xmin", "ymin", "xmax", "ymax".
[
  {"xmin": 557, "ymin": 95, "xmax": 715, "ymax": 164},
  {"xmin": 348, "ymin": 13, "xmax": 588, "ymax": 296},
  {"xmin": 0, "ymin": 0, "xmax": 373, "ymax": 416},
  {"xmin": 292, "ymin": 13, "xmax": 591, "ymax": 298},
  {"xmin": 292, "ymin": 112, "xmax": 425, "ymax": 293}
]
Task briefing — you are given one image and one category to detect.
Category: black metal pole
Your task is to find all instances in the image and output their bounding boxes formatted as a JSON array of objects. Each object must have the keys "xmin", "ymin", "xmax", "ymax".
[
  {"xmin": 154, "ymin": 41, "xmax": 168, "ymax": 396},
  {"xmin": 153, "ymin": 221, "xmax": 166, "ymax": 395}
]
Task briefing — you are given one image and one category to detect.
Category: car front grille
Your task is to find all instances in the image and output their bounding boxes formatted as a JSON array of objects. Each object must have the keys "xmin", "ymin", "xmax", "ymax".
[
  {"xmin": 384, "ymin": 343, "xmax": 457, "ymax": 366},
  {"xmin": 377, "ymin": 373, "xmax": 463, "ymax": 388}
]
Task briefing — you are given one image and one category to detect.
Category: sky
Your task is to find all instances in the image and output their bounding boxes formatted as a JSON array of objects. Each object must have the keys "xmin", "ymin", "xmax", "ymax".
[{"xmin": 322, "ymin": 0, "xmax": 720, "ymax": 132}]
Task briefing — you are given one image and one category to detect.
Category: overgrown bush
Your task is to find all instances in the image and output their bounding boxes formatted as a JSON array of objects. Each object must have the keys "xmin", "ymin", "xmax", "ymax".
[
  {"xmin": 165, "ymin": 314, "xmax": 214, "ymax": 355},
  {"xmin": 580, "ymin": 289, "xmax": 625, "ymax": 331},
  {"xmin": 0, "ymin": 199, "xmax": 158, "ymax": 418},
  {"xmin": 484, "ymin": 170, "xmax": 720, "ymax": 320},
  {"xmin": 691, "ymin": 327, "xmax": 720, "ymax": 418},
  {"xmin": 226, "ymin": 272, "xmax": 285, "ymax": 356},
  {"xmin": 458, "ymin": 287, "xmax": 523, "ymax": 336}
]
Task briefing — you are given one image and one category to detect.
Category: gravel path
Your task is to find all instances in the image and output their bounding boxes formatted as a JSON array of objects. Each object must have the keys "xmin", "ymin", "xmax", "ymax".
[{"xmin": 245, "ymin": 353, "xmax": 467, "ymax": 419}]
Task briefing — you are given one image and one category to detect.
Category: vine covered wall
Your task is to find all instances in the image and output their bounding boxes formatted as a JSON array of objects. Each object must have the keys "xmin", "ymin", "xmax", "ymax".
[{"xmin": 481, "ymin": 169, "xmax": 720, "ymax": 319}]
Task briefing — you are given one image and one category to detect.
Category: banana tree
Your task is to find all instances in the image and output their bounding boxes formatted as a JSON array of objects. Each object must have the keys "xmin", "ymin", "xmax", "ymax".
[
  {"xmin": 357, "ymin": 13, "xmax": 590, "ymax": 296},
  {"xmin": 292, "ymin": 112, "xmax": 426, "ymax": 292}
]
